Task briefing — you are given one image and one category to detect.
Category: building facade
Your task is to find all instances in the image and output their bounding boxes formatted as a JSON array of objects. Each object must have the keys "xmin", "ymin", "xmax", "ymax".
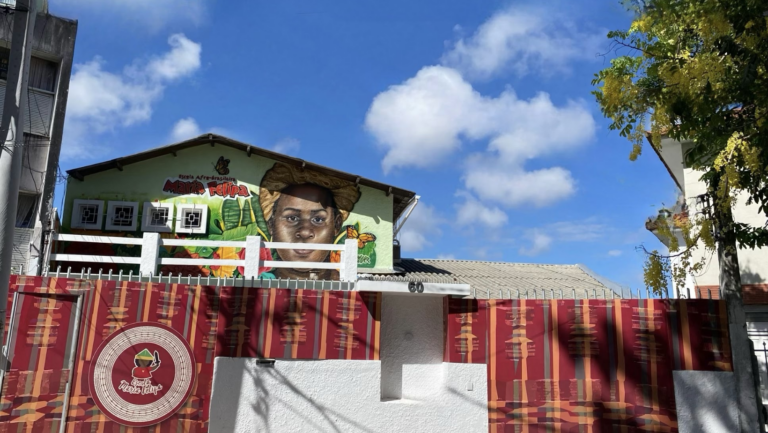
[
  {"xmin": 0, "ymin": 135, "xmax": 745, "ymax": 432},
  {"xmin": 647, "ymin": 133, "xmax": 768, "ymax": 415},
  {"xmin": 1, "ymin": 4, "xmax": 77, "ymax": 275}
]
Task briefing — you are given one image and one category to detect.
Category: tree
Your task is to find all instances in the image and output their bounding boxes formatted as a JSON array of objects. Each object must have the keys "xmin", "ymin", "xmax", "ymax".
[
  {"xmin": 592, "ymin": 0, "xmax": 768, "ymax": 292},
  {"xmin": 592, "ymin": 1, "xmax": 768, "ymax": 430}
]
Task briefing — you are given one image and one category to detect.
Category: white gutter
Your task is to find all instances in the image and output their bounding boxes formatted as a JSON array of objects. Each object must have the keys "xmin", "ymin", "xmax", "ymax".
[{"xmin": 393, "ymin": 195, "xmax": 420, "ymax": 238}]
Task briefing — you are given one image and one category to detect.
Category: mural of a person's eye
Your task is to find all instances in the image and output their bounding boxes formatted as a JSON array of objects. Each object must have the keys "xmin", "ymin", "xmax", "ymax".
[{"xmin": 259, "ymin": 163, "xmax": 361, "ymax": 280}]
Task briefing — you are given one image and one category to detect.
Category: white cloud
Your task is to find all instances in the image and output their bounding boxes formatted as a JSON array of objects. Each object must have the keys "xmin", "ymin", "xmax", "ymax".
[
  {"xmin": 146, "ymin": 34, "xmax": 202, "ymax": 80},
  {"xmin": 441, "ymin": 6, "xmax": 603, "ymax": 79},
  {"xmin": 456, "ymin": 192, "xmax": 508, "ymax": 228},
  {"xmin": 519, "ymin": 230, "xmax": 552, "ymax": 256},
  {"xmin": 548, "ymin": 219, "xmax": 608, "ymax": 242},
  {"xmin": 516, "ymin": 219, "xmax": 610, "ymax": 257},
  {"xmin": 272, "ymin": 137, "xmax": 301, "ymax": 156},
  {"xmin": 463, "ymin": 160, "xmax": 576, "ymax": 208},
  {"xmin": 437, "ymin": 254, "xmax": 456, "ymax": 260},
  {"xmin": 55, "ymin": 0, "xmax": 208, "ymax": 31},
  {"xmin": 365, "ymin": 65, "xmax": 594, "ymax": 207},
  {"xmin": 398, "ymin": 203, "xmax": 442, "ymax": 252},
  {"xmin": 64, "ymin": 34, "xmax": 202, "ymax": 159},
  {"xmin": 170, "ymin": 117, "xmax": 201, "ymax": 142}
]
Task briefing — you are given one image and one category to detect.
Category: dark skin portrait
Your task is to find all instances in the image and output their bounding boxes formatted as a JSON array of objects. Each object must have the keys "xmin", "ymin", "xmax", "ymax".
[{"xmin": 268, "ymin": 183, "xmax": 343, "ymax": 280}]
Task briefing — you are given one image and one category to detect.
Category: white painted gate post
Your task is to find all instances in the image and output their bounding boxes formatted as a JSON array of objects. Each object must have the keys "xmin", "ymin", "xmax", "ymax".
[
  {"xmin": 140, "ymin": 232, "xmax": 160, "ymax": 277},
  {"xmin": 244, "ymin": 236, "xmax": 264, "ymax": 279},
  {"xmin": 341, "ymin": 239, "xmax": 358, "ymax": 282}
]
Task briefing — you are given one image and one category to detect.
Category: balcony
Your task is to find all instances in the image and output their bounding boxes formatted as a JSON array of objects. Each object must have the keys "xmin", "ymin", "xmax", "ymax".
[{"xmin": 645, "ymin": 200, "xmax": 690, "ymax": 247}]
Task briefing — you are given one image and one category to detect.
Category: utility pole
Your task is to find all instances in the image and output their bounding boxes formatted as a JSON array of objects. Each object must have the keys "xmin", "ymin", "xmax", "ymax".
[{"xmin": 0, "ymin": 0, "xmax": 38, "ymax": 353}]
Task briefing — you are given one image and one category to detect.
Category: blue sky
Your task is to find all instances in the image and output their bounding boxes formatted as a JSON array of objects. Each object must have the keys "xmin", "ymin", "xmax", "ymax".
[{"xmin": 50, "ymin": 0, "xmax": 679, "ymax": 291}]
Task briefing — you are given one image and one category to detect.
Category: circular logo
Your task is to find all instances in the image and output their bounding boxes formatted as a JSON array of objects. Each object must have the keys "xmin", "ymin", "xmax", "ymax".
[{"xmin": 88, "ymin": 322, "xmax": 196, "ymax": 427}]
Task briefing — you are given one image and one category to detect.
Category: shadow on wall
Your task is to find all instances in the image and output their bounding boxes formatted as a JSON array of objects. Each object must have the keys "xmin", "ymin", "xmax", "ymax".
[
  {"xmin": 742, "ymin": 265, "xmax": 765, "ymax": 285},
  {"xmin": 209, "ymin": 358, "xmax": 380, "ymax": 433}
]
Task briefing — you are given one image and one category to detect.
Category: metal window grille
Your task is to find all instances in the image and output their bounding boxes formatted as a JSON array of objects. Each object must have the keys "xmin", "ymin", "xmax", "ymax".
[
  {"xmin": 79, "ymin": 204, "xmax": 99, "ymax": 225},
  {"xmin": 148, "ymin": 207, "xmax": 169, "ymax": 227},
  {"xmin": 111, "ymin": 206, "xmax": 134, "ymax": 227},
  {"xmin": 181, "ymin": 209, "xmax": 203, "ymax": 230}
]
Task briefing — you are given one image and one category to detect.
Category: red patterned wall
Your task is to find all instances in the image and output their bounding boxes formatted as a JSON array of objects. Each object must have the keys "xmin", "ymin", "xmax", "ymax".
[
  {"xmin": 0, "ymin": 276, "xmax": 381, "ymax": 432},
  {"xmin": 444, "ymin": 298, "xmax": 733, "ymax": 432}
]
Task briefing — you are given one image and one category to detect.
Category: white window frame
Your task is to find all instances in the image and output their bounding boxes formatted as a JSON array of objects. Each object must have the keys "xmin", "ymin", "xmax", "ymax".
[
  {"xmin": 105, "ymin": 201, "xmax": 139, "ymax": 231},
  {"xmin": 141, "ymin": 202, "xmax": 174, "ymax": 233},
  {"xmin": 175, "ymin": 204, "xmax": 208, "ymax": 234},
  {"xmin": 71, "ymin": 199, "xmax": 104, "ymax": 230}
]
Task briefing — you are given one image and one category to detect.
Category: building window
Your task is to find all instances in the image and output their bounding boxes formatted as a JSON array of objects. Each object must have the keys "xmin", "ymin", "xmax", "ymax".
[
  {"xmin": 0, "ymin": 48, "xmax": 57, "ymax": 92},
  {"xmin": 15, "ymin": 193, "xmax": 37, "ymax": 228},
  {"xmin": 71, "ymin": 199, "xmax": 103, "ymax": 230},
  {"xmin": 142, "ymin": 202, "xmax": 174, "ymax": 233},
  {"xmin": 105, "ymin": 201, "xmax": 138, "ymax": 231},
  {"xmin": 175, "ymin": 204, "xmax": 208, "ymax": 234}
]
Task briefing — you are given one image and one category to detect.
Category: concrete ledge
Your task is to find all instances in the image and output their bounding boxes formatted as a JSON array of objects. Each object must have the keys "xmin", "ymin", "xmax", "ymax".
[
  {"xmin": 673, "ymin": 370, "xmax": 738, "ymax": 433},
  {"xmin": 356, "ymin": 280, "xmax": 470, "ymax": 296}
]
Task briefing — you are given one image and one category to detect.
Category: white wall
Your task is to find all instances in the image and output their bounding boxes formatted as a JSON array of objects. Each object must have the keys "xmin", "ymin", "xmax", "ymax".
[
  {"xmin": 682, "ymin": 166, "xmax": 768, "ymax": 288},
  {"xmin": 208, "ymin": 359, "xmax": 488, "ymax": 433},
  {"xmin": 208, "ymin": 293, "xmax": 489, "ymax": 433}
]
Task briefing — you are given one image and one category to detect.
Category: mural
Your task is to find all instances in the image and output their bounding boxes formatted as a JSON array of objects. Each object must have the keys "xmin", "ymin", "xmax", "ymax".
[{"xmin": 59, "ymin": 146, "xmax": 392, "ymax": 280}]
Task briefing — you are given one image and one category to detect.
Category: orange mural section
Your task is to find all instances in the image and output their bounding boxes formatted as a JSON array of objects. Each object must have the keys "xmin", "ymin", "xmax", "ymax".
[
  {"xmin": 444, "ymin": 298, "xmax": 733, "ymax": 432},
  {"xmin": 0, "ymin": 276, "xmax": 381, "ymax": 432}
]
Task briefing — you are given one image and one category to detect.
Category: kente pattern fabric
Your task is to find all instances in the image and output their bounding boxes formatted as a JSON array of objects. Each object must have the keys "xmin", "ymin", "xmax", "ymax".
[
  {"xmin": 0, "ymin": 276, "xmax": 381, "ymax": 432},
  {"xmin": 444, "ymin": 298, "xmax": 733, "ymax": 432}
]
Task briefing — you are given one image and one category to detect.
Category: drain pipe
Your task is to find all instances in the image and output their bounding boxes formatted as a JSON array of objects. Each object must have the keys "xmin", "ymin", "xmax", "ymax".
[{"xmin": 393, "ymin": 195, "xmax": 420, "ymax": 238}]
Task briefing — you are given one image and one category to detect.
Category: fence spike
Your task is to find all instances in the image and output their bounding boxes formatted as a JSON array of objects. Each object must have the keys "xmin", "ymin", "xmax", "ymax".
[
  {"xmin": 118, "ymin": 269, "xmax": 123, "ymax": 280},
  {"xmin": 646, "ymin": 287, "xmax": 650, "ymax": 299},
  {"xmin": 87, "ymin": 268, "xmax": 91, "ymax": 279},
  {"xmin": 128, "ymin": 270, "xmax": 133, "ymax": 281}
]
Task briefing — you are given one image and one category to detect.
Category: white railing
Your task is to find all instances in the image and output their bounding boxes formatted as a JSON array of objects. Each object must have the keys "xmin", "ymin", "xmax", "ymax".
[{"xmin": 49, "ymin": 233, "xmax": 359, "ymax": 283}]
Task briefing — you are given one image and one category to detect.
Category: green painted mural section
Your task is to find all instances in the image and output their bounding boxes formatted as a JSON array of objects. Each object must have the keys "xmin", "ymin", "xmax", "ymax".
[{"xmin": 61, "ymin": 144, "xmax": 394, "ymax": 278}]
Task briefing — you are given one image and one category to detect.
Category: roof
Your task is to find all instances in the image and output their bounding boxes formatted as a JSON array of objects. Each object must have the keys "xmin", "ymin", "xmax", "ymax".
[
  {"xmin": 67, "ymin": 133, "xmax": 417, "ymax": 220},
  {"xmin": 645, "ymin": 132, "xmax": 683, "ymax": 191},
  {"xmin": 359, "ymin": 259, "xmax": 628, "ymax": 299}
]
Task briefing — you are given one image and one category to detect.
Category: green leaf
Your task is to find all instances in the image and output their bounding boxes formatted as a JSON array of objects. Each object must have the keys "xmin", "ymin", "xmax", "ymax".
[
  {"xmin": 250, "ymin": 195, "xmax": 271, "ymax": 241},
  {"xmin": 221, "ymin": 199, "xmax": 242, "ymax": 231},
  {"xmin": 208, "ymin": 224, "xmax": 260, "ymax": 242},
  {"xmin": 240, "ymin": 199, "xmax": 254, "ymax": 226}
]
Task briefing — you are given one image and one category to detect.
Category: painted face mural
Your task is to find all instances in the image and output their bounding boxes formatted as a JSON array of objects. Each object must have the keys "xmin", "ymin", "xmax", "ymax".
[
  {"xmin": 259, "ymin": 163, "xmax": 360, "ymax": 280},
  {"xmin": 61, "ymin": 151, "xmax": 385, "ymax": 281}
]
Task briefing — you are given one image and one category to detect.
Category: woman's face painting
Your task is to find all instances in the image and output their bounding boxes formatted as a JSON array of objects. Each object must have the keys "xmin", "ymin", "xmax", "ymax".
[{"xmin": 269, "ymin": 184, "xmax": 342, "ymax": 264}]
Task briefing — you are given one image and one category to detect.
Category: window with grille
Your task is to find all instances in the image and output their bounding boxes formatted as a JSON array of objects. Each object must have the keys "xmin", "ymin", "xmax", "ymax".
[
  {"xmin": 71, "ymin": 199, "xmax": 103, "ymax": 230},
  {"xmin": 105, "ymin": 201, "xmax": 138, "ymax": 231},
  {"xmin": 175, "ymin": 204, "xmax": 208, "ymax": 234},
  {"xmin": 142, "ymin": 202, "xmax": 174, "ymax": 233}
]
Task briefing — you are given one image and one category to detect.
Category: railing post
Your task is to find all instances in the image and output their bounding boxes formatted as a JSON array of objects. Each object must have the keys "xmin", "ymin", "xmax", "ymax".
[
  {"xmin": 341, "ymin": 239, "xmax": 358, "ymax": 282},
  {"xmin": 140, "ymin": 232, "xmax": 160, "ymax": 277},
  {"xmin": 244, "ymin": 236, "xmax": 264, "ymax": 279}
]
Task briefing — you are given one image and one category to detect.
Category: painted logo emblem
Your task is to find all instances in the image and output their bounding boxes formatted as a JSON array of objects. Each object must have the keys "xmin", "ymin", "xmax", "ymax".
[{"xmin": 88, "ymin": 323, "xmax": 196, "ymax": 427}]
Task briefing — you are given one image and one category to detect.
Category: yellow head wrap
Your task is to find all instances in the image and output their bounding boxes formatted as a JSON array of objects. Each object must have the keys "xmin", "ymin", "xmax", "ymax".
[{"xmin": 259, "ymin": 163, "xmax": 361, "ymax": 223}]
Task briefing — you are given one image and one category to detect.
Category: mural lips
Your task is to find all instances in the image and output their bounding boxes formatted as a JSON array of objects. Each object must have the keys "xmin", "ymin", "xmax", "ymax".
[{"xmin": 88, "ymin": 322, "xmax": 196, "ymax": 427}]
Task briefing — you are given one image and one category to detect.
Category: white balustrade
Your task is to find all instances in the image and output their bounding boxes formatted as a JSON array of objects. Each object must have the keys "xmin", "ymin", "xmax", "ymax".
[{"xmin": 49, "ymin": 233, "xmax": 359, "ymax": 283}]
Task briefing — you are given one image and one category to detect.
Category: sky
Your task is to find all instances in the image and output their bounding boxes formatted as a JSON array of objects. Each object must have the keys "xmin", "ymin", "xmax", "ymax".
[{"xmin": 49, "ymin": 0, "xmax": 681, "ymax": 292}]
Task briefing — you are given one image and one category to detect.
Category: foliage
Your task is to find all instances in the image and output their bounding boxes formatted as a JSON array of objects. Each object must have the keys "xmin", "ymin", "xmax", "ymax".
[{"xmin": 593, "ymin": 0, "xmax": 768, "ymax": 294}]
